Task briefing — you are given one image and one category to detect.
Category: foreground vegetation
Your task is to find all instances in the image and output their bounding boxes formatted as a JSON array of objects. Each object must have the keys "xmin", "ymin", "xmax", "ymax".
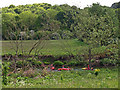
[
  {"xmin": 2, "ymin": 67, "xmax": 118, "ymax": 88},
  {"xmin": 2, "ymin": 39, "xmax": 118, "ymax": 88}
]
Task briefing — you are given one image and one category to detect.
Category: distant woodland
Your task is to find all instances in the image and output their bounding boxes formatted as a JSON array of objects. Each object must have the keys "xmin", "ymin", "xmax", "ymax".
[{"xmin": 1, "ymin": 2, "xmax": 120, "ymax": 45}]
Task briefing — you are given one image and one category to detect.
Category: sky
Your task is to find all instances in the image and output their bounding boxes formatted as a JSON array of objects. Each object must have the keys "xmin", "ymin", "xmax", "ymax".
[{"xmin": 0, "ymin": 0, "xmax": 120, "ymax": 9}]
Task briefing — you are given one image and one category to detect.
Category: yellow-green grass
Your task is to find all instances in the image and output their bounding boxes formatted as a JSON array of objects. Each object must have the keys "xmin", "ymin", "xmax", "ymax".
[
  {"xmin": 2, "ymin": 40, "xmax": 106, "ymax": 56},
  {"xmin": 3, "ymin": 67, "xmax": 118, "ymax": 88}
]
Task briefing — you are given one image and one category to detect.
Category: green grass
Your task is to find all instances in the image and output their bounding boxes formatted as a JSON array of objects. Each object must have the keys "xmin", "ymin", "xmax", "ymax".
[
  {"xmin": 2, "ymin": 40, "xmax": 118, "ymax": 88},
  {"xmin": 3, "ymin": 67, "xmax": 118, "ymax": 88},
  {"xmin": 2, "ymin": 40, "xmax": 106, "ymax": 56}
]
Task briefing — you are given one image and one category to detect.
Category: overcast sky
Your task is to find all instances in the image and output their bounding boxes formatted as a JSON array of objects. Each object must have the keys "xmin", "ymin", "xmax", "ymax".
[{"xmin": 0, "ymin": 0, "xmax": 120, "ymax": 9}]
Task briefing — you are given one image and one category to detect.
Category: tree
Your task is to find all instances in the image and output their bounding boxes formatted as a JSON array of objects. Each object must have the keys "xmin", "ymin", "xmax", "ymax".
[
  {"xmin": 36, "ymin": 12, "xmax": 61, "ymax": 32},
  {"xmin": 46, "ymin": 9, "xmax": 58, "ymax": 19},
  {"xmin": 2, "ymin": 13, "xmax": 50, "ymax": 76},
  {"xmin": 14, "ymin": 8, "xmax": 22, "ymax": 14},
  {"xmin": 88, "ymin": 3, "xmax": 105, "ymax": 17},
  {"xmin": 72, "ymin": 7, "xmax": 119, "ymax": 68},
  {"xmin": 2, "ymin": 13, "xmax": 18, "ymax": 40},
  {"xmin": 8, "ymin": 4, "xmax": 15, "ymax": 8},
  {"xmin": 19, "ymin": 11, "xmax": 37, "ymax": 31},
  {"xmin": 111, "ymin": 2, "xmax": 120, "ymax": 9}
]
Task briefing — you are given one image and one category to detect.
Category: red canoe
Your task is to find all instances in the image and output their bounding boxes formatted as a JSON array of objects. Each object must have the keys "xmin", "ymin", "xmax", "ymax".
[{"xmin": 58, "ymin": 67, "xmax": 71, "ymax": 71}]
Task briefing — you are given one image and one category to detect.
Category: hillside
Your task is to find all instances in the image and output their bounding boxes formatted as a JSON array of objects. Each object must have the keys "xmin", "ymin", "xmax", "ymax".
[{"xmin": 2, "ymin": 3, "xmax": 119, "ymax": 46}]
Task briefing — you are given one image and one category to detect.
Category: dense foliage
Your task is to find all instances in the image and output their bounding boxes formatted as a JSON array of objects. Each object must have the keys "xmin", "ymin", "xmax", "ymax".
[
  {"xmin": 111, "ymin": 1, "xmax": 120, "ymax": 9},
  {"xmin": 2, "ymin": 3, "xmax": 119, "ymax": 46}
]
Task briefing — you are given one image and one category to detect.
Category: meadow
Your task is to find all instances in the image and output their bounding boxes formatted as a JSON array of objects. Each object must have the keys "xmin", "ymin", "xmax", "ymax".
[
  {"xmin": 2, "ymin": 40, "xmax": 118, "ymax": 88},
  {"xmin": 2, "ymin": 40, "xmax": 106, "ymax": 56},
  {"xmin": 2, "ymin": 67, "xmax": 118, "ymax": 88}
]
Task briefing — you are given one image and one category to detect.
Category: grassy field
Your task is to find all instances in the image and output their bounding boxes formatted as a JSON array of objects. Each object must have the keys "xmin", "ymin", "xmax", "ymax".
[
  {"xmin": 2, "ymin": 67, "xmax": 118, "ymax": 88},
  {"xmin": 2, "ymin": 40, "xmax": 118, "ymax": 88},
  {"xmin": 2, "ymin": 40, "xmax": 106, "ymax": 56}
]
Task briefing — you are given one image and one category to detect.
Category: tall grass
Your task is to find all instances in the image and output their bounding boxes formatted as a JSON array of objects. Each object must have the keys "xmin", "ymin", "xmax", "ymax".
[
  {"xmin": 2, "ymin": 40, "xmax": 106, "ymax": 56},
  {"xmin": 3, "ymin": 67, "xmax": 118, "ymax": 88}
]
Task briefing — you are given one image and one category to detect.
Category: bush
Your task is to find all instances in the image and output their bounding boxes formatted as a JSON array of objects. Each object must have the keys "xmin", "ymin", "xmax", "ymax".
[
  {"xmin": 37, "ymin": 61, "xmax": 42, "ymax": 66},
  {"xmin": 16, "ymin": 60, "xmax": 23, "ymax": 68},
  {"xmin": 110, "ymin": 59, "xmax": 118, "ymax": 66},
  {"xmin": 2, "ymin": 62, "xmax": 10, "ymax": 85},
  {"xmin": 77, "ymin": 61, "xmax": 88, "ymax": 66},
  {"xmin": 63, "ymin": 61, "xmax": 67, "ymax": 64},
  {"xmin": 68, "ymin": 60, "xmax": 88, "ymax": 66},
  {"xmin": 23, "ymin": 68, "xmax": 38, "ymax": 78},
  {"xmin": 23, "ymin": 60, "xmax": 30, "ymax": 66},
  {"xmin": 68, "ymin": 60, "xmax": 77, "ymax": 66},
  {"xmin": 100, "ymin": 58, "xmax": 117, "ymax": 66},
  {"xmin": 100, "ymin": 58, "xmax": 109, "ymax": 66},
  {"xmin": 32, "ymin": 60, "xmax": 42, "ymax": 66},
  {"xmin": 17, "ymin": 76, "xmax": 26, "ymax": 82},
  {"xmin": 53, "ymin": 61, "xmax": 64, "ymax": 66},
  {"xmin": 27, "ymin": 58, "xmax": 33, "ymax": 62},
  {"xmin": 44, "ymin": 62, "xmax": 50, "ymax": 65}
]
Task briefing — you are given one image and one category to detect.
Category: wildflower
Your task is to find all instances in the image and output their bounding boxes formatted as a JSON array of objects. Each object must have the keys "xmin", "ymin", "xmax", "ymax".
[
  {"xmin": 94, "ymin": 69, "xmax": 100, "ymax": 76},
  {"xmin": 95, "ymin": 69, "xmax": 100, "ymax": 72}
]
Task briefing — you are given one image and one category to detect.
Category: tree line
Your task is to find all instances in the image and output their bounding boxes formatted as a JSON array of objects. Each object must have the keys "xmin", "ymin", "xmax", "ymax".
[{"xmin": 2, "ymin": 3, "xmax": 119, "ymax": 46}]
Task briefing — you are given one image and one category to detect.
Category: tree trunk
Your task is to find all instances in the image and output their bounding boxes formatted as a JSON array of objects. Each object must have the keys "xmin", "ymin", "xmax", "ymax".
[{"xmin": 88, "ymin": 48, "xmax": 91, "ymax": 69}]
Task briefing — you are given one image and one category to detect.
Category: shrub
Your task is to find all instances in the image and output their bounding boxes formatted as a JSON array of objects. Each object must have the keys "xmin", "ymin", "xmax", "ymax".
[
  {"xmin": 44, "ymin": 62, "xmax": 50, "ymax": 65},
  {"xmin": 23, "ymin": 68, "xmax": 38, "ymax": 78},
  {"xmin": 17, "ymin": 76, "xmax": 25, "ymax": 82},
  {"xmin": 32, "ymin": 60, "xmax": 42, "ymax": 66},
  {"xmin": 41, "ymin": 67, "xmax": 50, "ymax": 77},
  {"xmin": 32, "ymin": 60, "xmax": 37, "ymax": 65},
  {"xmin": 16, "ymin": 60, "xmax": 30, "ymax": 68},
  {"xmin": 78, "ymin": 56, "xmax": 85, "ymax": 61},
  {"xmin": 63, "ymin": 61, "xmax": 67, "ymax": 64},
  {"xmin": 68, "ymin": 60, "xmax": 77, "ymax": 66},
  {"xmin": 91, "ymin": 59, "xmax": 95, "ymax": 63},
  {"xmin": 16, "ymin": 60, "xmax": 23, "ymax": 68},
  {"xmin": 2, "ymin": 62, "xmax": 10, "ymax": 85},
  {"xmin": 109, "ymin": 59, "xmax": 118, "ymax": 66},
  {"xmin": 37, "ymin": 61, "xmax": 42, "ymax": 66},
  {"xmin": 53, "ymin": 61, "xmax": 64, "ymax": 66},
  {"xmin": 27, "ymin": 58, "xmax": 33, "ymax": 62},
  {"xmin": 100, "ymin": 58, "xmax": 109, "ymax": 66},
  {"xmin": 77, "ymin": 61, "xmax": 88, "ymax": 66},
  {"xmin": 100, "ymin": 58, "xmax": 117, "ymax": 66}
]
